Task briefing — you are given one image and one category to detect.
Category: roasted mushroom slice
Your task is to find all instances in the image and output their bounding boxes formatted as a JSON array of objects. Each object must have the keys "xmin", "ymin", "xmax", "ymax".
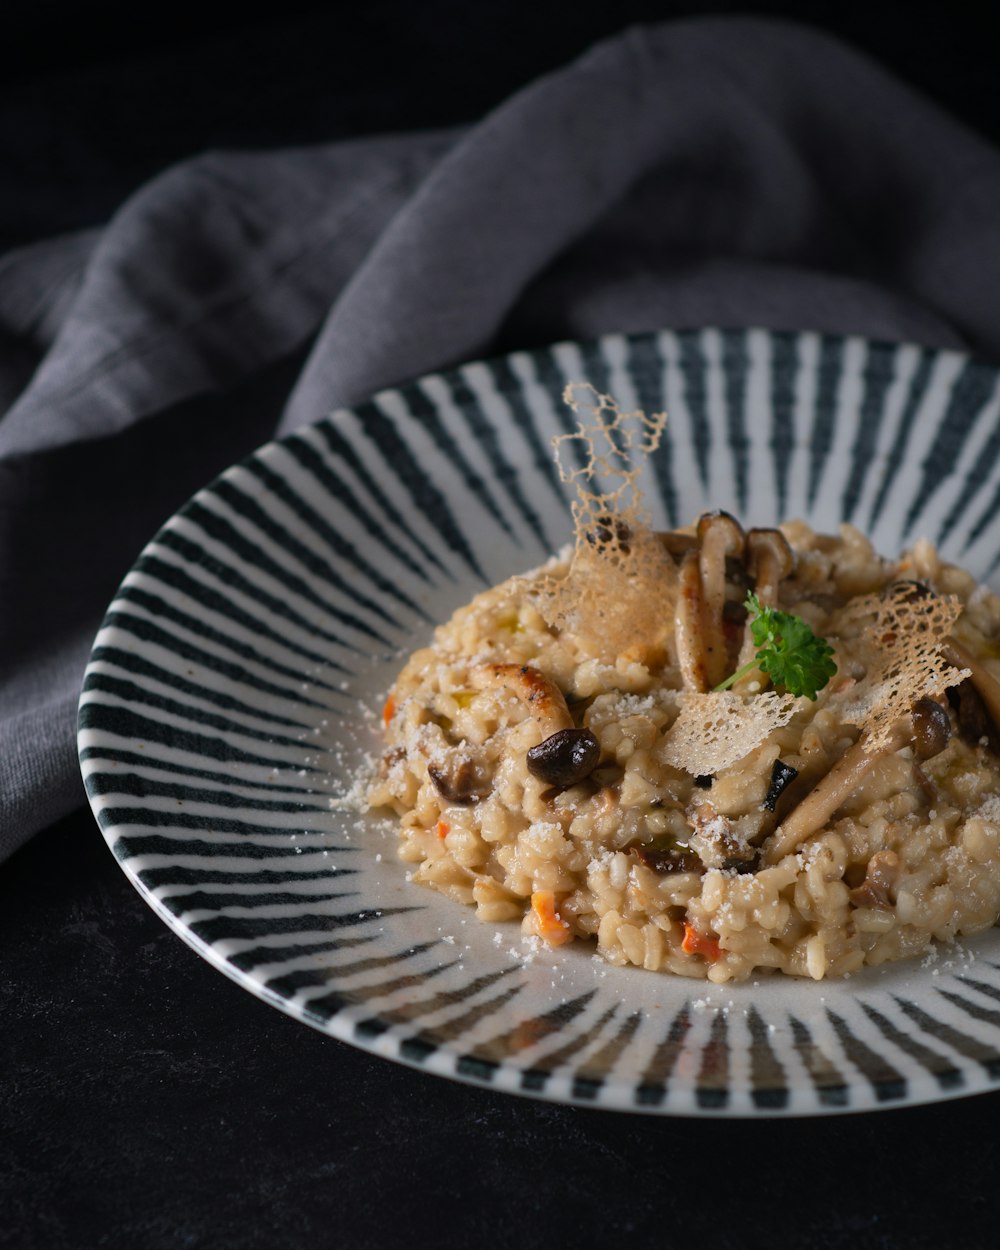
[
  {"xmin": 428, "ymin": 758, "xmax": 492, "ymax": 805},
  {"xmin": 746, "ymin": 528, "xmax": 796, "ymax": 605},
  {"xmin": 628, "ymin": 841, "xmax": 704, "ymax": 875},
  {"xmin": 732, "ymin": 528, "xmax": 795, "ymax": 692},
  {"xmin": 848, "ymin": 850, "xmax": 901, "ymax": 909},
  {"xmin": 657, "ymin": 529, "xmax": 748, "ymax": 584},
  {"xmin": 698, "ymin": 511, "xmax": 747, "ymax": 689},
  {"xmin": 674, "ymin": 547, "xmax": 710, "ymax": 692},
  {"xmin": 672, "ymin": 512, "xmax": 747, "ymax": 692},
  {"xmin": 763, "ymin": 697, "xmax": 951, "ymax": 864}
]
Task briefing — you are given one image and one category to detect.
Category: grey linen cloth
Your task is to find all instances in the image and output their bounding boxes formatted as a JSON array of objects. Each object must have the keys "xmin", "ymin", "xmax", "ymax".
[{"xmin": 3, "ymin": 16, "xmax": 1000, "ymax": 861}]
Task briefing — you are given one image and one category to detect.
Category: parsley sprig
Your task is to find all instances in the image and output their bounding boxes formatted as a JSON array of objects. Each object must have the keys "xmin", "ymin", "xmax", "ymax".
[{"xmin": 715, "ymin": 593, "xmax": 837, "ymax": 701}]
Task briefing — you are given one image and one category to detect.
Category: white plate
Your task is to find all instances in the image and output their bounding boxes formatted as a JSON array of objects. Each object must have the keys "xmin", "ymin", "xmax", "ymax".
[{"xmin": 79, "ymin": 328, "xmax": 1000, "ymax": 1115}]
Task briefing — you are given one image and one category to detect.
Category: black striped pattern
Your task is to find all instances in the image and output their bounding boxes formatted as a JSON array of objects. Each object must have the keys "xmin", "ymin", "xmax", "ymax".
[{"xmin": 79, "ymin": 329, "xmax": 1000, "ymax": 1116}]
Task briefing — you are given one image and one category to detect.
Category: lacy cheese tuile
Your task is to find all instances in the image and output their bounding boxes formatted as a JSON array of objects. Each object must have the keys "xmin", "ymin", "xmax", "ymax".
[{"xmin": 367, "ymin": 390, "xmax": 1000, "ymax": 983}]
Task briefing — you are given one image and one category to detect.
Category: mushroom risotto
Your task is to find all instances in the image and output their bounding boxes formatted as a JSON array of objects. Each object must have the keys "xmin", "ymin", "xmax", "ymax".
[{"xmin": 366, "ymin": 387, "xmax": 1000, "ymax": 982}]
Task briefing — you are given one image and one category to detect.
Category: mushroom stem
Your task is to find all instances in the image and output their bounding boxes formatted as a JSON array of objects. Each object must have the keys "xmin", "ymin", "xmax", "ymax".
[
  {"xmin": 698, "ymin": 512, "xmax": 746, "ymax": 688},
  {"xmin": 763, "ymin": 697, "xmax": 951, "ymax": 863},
  {"xmin": 674, "ymin": 548, "xmax": 710, "ymax": 692},
  {"xmin": 747, "ymin": 529, "xmax": 794, "ymax": 607},
  {"xmin": 733, "ymin": 528, "xmax": 794, "ymax": 692},
  {"xmin": 762, "ymin": 720, "xmax": 911, "ymax": 865}
]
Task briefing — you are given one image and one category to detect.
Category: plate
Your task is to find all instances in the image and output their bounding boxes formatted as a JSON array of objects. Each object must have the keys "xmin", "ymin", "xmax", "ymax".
[{"xmin": 79, "ymin": 328, "xmax": 1000, "ymax": 1116}]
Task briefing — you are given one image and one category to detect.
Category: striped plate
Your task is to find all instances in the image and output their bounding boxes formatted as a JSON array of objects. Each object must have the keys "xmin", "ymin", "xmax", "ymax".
[{"xmin": 79, "ymin": 329, "xmax": 1000, "ymax": 1116}]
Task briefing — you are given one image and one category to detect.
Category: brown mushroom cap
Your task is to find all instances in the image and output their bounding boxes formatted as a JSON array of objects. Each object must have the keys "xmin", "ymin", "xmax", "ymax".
[
  {"xmin": 656, "ymin": 530, "xmax": 697, "ymax": 559},
  {"xmin": 911, "ymin": 697, "xmax": 951, "ymax": 760},
  {"xmin": 729, "ymin": 528, "xmax": 794, "ymax": 692},
  {"xmin": 746, "ymin": 528, "xmax": 795, "ymax": 597},
  {"xmin": 948, "ymin": 678, "xmax": 998, "ymax": 749},
  {"xmin": 848, "ymin": 850, "xmax": 901, "ymax": 909},
  {"xmin": 941, "ymin": 637, "xmax": 1000, "ymax": 731},
  {"xmin": 526, "ymin": 728, "xmax": 601, "ymax": 787},
  {"xmin": 696, "ymin": 510, "xmax": 746, "ymax": 554}
]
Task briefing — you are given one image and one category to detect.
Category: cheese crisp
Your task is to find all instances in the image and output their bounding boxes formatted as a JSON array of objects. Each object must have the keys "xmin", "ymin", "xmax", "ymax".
[{"xmin": 366, "ymin": 388, "xmax": 1000, "ymax": 982}]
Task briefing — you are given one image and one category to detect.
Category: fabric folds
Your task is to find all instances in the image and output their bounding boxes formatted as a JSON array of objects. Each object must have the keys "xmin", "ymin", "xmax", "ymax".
[{"xmin": 3, "ymin": 17, "xmax": 1000, "ymax": 858}]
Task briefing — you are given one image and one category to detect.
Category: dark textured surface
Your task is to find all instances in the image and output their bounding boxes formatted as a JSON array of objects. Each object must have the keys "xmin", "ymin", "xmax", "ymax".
[
  {"xmin": 5, "ymin": 1, "xmax": 1000, "ymax": 250},
  {"xmin": 5, "ymin": 5, "xmax": 1000, "ymax": 1246},
  {"xmin": 4, "ymin": 808, "xmax": 1000, "ymax": 1249}
]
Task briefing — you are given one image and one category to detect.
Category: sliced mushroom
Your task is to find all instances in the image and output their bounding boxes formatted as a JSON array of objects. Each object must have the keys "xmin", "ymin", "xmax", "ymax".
[
  {"xmin": 428, "ymin": 759, "xmax": 492, "ymax": 805},
  {"xmin": 746, "ymin": 528, "xmax": 796, "ymax": 605},
  {"xmin": 911, "ymin": 761, "xmax": 940, "ymax": 806},
  {"xmin": 628, "ymin": 842, "xmax": 704, "ymax": 875},
  {"xmin": 848, "ymin": 850, "xmax": 901, "ymax": 910},
  {"xmin": 469, "ymin": 663, "xmax": 574, "ymax": 737},
  {"xmin": 657, "ymin": 530, "xmax": 749, "ymax": 584},
  {"xmin": 674, "ymin": 547, "xmax": 710, "ymax": 692},
  {"xmin": 763, "ymin": 697, "xmax": 951, "ymax": 864},
  {"xmin": 698, "ymin": 512, "xmax": 747, "ymax": 689},
  {"xmin": 672, "ymin": 513, "xmax": 748, "ymax": 692},
  {"xmin": 732, "ymin": 528, "xmax": 796, "ymax": 692}
]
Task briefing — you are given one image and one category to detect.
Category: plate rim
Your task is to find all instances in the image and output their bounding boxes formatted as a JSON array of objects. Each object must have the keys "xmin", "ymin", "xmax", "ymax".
[{"xmin": 78, "ymin": 325, "xmax": 1000, "ymax": 1118}]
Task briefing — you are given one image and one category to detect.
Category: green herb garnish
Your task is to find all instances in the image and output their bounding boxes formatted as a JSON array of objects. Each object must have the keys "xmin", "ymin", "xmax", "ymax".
[{"xmin": 715, "ymin": 593, "xmax": 837, "ymax": 701}]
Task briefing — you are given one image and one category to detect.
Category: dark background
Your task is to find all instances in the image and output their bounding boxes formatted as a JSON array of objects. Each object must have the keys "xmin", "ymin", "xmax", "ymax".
[
  {"xmin": 4, "ymin": 4, "xmax": 1000, "ymax": 1248},
  {"xmin": 5, "ymin": 1, "xmax": 1000, "ymax": 250}
]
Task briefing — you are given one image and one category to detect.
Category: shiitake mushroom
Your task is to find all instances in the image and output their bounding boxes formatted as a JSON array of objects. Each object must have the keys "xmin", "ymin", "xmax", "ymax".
[
  {"xmin": 526, "ymin": 728, "xmax": 601, "ymax": 788},
  {"xmin": 911, "ymin": 697, "xmax": 951, "ymax": 761}
]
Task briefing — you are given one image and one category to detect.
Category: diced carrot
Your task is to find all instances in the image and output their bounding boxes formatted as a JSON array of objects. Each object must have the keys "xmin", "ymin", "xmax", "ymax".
[
  {"xmin": 436, "ymin": 820, "xmax": 449, "ymax": 841},
  {"xmin": 531, "ymin": 890, "xmax": 573, "ymax": 947},
  {"xmin": 682, "ymin": 921, "xmax": 722, "ymax": 963},
  {"xmin": 382, "ymin": 693, "xmax": 396, "ymax": 727}
]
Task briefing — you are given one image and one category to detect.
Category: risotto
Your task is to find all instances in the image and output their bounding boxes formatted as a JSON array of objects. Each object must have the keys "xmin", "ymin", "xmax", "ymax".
[{"xmin": 366, "ymin": 392, "xmax": 1000, "ymax": 983}]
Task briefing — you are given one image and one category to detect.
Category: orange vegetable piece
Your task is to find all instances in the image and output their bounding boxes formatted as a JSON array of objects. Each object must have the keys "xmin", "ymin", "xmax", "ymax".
[
  {"xmin": 382, "ymin": 694, "xmax": 396, "ymax": 727},
  {"xmin": 436, "ymin": 820, "xmax": 449, "ymax": 841},
  {"xmin": 531, "ymin": 891, "xmax": 573, "ymax": 946},
  {"xmin": 682, "ymin": 921, "xmax": 722, "ymax": 963}
]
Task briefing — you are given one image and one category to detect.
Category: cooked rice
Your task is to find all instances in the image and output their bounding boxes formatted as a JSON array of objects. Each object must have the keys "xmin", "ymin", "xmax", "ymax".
[{"xmin": 366, "ymin": 521, "xmax": 1000, "ymax": 982}]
